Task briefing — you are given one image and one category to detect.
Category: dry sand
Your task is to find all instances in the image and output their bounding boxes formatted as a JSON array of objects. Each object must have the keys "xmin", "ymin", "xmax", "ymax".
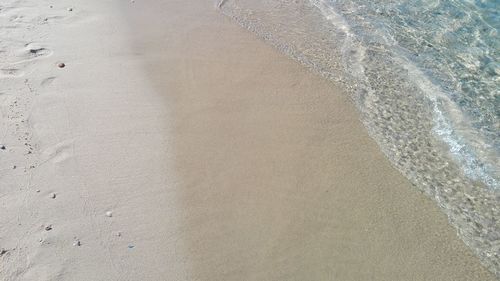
[{"xmin": 0, "ymin": 0, "xmax": 496, "ymax": 280}]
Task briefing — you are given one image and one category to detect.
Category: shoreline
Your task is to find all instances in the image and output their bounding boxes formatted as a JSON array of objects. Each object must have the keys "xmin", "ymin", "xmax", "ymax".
[
  {"xmin": 217, "ymin": 0, "xmax": 500, "ymax": 274},
  {"xmin": 0, "ymin": 0, "xmax": 496, "ymax": 280}
]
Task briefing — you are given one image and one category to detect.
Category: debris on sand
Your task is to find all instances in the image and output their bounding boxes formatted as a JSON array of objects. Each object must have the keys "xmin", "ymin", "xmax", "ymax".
[
  {"xmin": 67, "ymin": 8, "xmax": 73, "ymax": 11},
  {"xmin": 1, "ymin": 145, "xmax": 5, "ymax": 150},
  {"xmin": 44, "ymin": 225, "xmax": 52, "ymax": 231},
  {"xmin": 50, "ymin": 193, "xmax": 56, "ymax": 199},
  {"xmin": 73, "ymin": 239, "xmax": 81, "ymax": 246},
  {"xmin": 0, "ymin": 248, "xmax": 7, "ymax": 256},
  {"xmin": 105, "ymin": 211, "xmax": 113, "ymax": 217},
  {"xmin": 57, "ymin": 63, "xmax": 65, "ymax": 68}
]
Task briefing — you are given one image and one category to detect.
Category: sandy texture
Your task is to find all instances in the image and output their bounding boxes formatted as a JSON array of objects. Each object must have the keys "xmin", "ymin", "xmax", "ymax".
[{"xmin": 0, "ymin": 0, "xmax": 496, "ymax": 280}]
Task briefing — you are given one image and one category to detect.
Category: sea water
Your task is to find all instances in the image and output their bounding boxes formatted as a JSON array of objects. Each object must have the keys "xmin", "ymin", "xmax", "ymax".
[{"xmin": 218, "ymin": 0, "xmax": 499, "ymax": 276}]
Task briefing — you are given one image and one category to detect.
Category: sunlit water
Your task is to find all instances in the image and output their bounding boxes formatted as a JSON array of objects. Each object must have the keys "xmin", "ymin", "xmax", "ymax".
[{"xmin": 219, "ymin": 0, "xmax": 499, "ymax": 276}]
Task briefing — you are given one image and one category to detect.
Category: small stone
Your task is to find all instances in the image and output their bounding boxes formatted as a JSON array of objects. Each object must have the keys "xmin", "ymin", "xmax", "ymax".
[
  {"xmin": 116, "ymin": 231, "xmax": 122, "ymax": 237},
  {"xmin": 13, "ymin": 165, "xmax": 16, "ymax": 169},
  {"xmin": 50, "ymin": 193, "xmax": 56, "ymax": 199},
  {"xmin": 73, "ymin": 240, "xmax": 81, "ymax": 246},
  {"xmin": 44, "ymin": 225, "xmax": 52, "ymax": 231},
  {"xmin": 57, "ymin": 63, "xmax": 65, "ymax": 68},
  {"xmin": 67, "ymin": 8, "xmax": 73, "ymax": 11},
  {"xmin": 36, "ymin": 189, "xmax": 40, "ymax": 193},
  {"xmin": 128, "ymin": 245, "xmax": 134, "ymax": 249},
  {"xmin": 105, "ymin": 211, "xmax": 113, "ymax": 217},
  {"xmin": 0, "ymin": 145, "xmax": 5, "ymax": 150}
]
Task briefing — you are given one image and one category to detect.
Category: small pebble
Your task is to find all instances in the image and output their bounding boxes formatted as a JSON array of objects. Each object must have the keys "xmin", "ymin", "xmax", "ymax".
[
  {"xmin": 13, "ymin": 165, "xmax": 16, "ymax": 169},
  {"xmin": 57, "ymin": 63, "xmax": 65, "ymax": 68},
  {"xmin": 105, "ymin": 211, "xmax": 113, "ymax": 217},
  {"xmin": 36, "ymin": 189, "xmax": 41, "ymax": 193},
  {"xmin": 116, "ymin": 231, "xmax": 122, "ymax": 237},
  {"xmin": 1, "ymin": 145, "xmax": 5, "ymax": 150},
  {"xmin": 50, "ymin": 193, "xmax": 56, "ymax": 199},
  {"xmin": 73, "ymin": 240, "xmax": 81, "ymax": 246},
  {"xmin": 44, "ymin": 225, "xmax": 52, "ymax": 231},
  {"xmin": 128, "ymin": 245, "xmax": 134, "ymax": 249},
  {"xmin": 67, "ymin": 8, "xmax": 73, "ymax": 11}
]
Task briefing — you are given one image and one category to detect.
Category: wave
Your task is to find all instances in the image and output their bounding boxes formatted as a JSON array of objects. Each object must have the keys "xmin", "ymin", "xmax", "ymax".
[{"xmin": 218, "ymin": 0, "xmax": 500, "ymax": 276}]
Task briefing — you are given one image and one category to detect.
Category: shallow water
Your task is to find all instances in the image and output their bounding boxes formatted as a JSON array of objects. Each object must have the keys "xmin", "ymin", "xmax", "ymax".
[{"xmin": 219, "ymin": 0, "xmax": 499, "ymax": 276}]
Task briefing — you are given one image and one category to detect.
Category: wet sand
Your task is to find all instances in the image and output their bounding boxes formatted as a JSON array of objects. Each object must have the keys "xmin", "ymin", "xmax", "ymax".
[
  {"xmin": 123, "ymin": 0, "xmax": 496, "ymax": 280},
  {"xmin": 0, "ymin": 0, "xmax": 496, "ymax": 280}
]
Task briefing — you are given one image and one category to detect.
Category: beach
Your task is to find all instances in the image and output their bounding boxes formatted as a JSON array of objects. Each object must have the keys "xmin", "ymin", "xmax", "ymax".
[{"xmin": 0, "ymin": 0, "xmax": 496, "ymax": 280}]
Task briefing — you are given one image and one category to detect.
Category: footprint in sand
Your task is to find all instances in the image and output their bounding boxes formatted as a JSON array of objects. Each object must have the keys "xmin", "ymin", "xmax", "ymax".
[
  {"xmin": 24, "ymin": 44, "xmax": 52, "ymax": 59},
  {"xmin": 0, "ymin": 68, "xmax": 24, "ymax": 78},
  {"xmin": 40, "ymin": 15, "xmax": 66, "ymax": 24},
  {"xmin": 8, "ymin": 14, "xmax": 25, "ymax": 23},
  {"xmin": 40, "ymin": 76, "xmax": 56, "ymax": 87},
  {"xmin": 41, "ymin": 140, "xmax": 74, "ymax": 164},
  {"xmin": 0, "ymin": 43, "xmax": 53, "ymax": 79},
  {"xmin": 9, "ymin": 43, "xmax": 54, "ymax": 64}
]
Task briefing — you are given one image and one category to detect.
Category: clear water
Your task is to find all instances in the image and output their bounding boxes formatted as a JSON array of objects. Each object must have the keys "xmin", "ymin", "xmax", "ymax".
[{"xmin": 219, "ymin": 0, "xmax": 499, "ymax": 276}]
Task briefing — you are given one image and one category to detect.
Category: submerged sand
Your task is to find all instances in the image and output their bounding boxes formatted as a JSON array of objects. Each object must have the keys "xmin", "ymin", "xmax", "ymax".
[{"xmin": 0, "ymin": 0, "xmax": 496, "ymax": 280}]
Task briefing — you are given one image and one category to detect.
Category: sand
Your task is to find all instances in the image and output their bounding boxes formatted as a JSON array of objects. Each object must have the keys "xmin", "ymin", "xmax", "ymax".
[{"xmin": 0, "ymin": 0, "xmax": 496, "ymax": 280}]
